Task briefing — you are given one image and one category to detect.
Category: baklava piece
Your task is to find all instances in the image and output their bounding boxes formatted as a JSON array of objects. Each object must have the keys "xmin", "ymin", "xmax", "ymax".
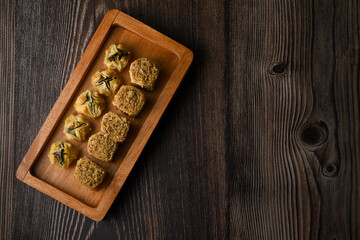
[
  {"xmin": 74, "ymin": 158, "xmax": 106, "ymax": 190},
  {"xmin": 63, "ymin": 114, "xmax": 91, "ymax": 142},
  {"xmin": 74, "ymin": 90, "xmax": 105, "ymax": 119},
  {"xmin": 101, "ymin": 111, "xmax": 131, "ymax": 143},
  {"xmin": 112, "ymin": 85, "xmax": 146, "ymax": 117},
  {"xmin": 92, "ymin": 69, "xmax": 121, "ymax": 97},
  {"xmin": 48, "ymin": 140, "xmax": 78, "ymax": 168},
  {"xmin": 130, "ymin": 58, "xmax": 159, "ymax": 91},
  {"xmin": 88, "ymin": 132, "xmax": 117, "ymax": 162},
  {"xmin": 104, "ymin": 43, "xmax": 131, "ymax": 72}
]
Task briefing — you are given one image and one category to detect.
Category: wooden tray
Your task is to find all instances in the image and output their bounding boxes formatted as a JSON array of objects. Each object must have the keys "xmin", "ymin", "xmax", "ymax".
[{"xmin": 16, "ymin": 9, "xmax": 193, "ymax": 221}]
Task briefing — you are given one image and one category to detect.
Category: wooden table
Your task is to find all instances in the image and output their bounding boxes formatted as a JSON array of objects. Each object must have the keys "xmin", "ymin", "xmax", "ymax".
[{"xmin": 1, "ymin": 0, "xmax": 359, "ymax": 239}]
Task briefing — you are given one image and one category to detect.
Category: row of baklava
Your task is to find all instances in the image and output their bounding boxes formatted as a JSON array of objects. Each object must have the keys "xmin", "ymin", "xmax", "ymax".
[{"xmin": 47, "ymin": 43, "xmax": 159, "ymax": 190}]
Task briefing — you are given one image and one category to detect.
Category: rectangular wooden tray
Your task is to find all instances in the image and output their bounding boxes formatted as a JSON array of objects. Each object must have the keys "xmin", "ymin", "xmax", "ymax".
[{"xmin": 16, "ymin": 9, "xmax": 193, "ymax": 221}]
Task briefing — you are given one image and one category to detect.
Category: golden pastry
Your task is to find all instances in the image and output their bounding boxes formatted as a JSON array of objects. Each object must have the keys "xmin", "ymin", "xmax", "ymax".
[
  {"xmin": 88, "ymin": 132, "xmax": 117, "ymax": 162},
  {"xmin": 104, "ymin": 43, "xmax": 131, "ymax": 72},
  {"xmin": 48, "ymin": 140, "xmax": 78, "ymax": 168},
  {"xmin": 74, "ymin": 90, "xmax": 105, "ymax": 119},
  {"xmin": 63, "ymin": 114, "xmax": 91, "ymax": 142},
  {"xmin": 74, "ymin": 158, "xmax": 106, "ymax": 190},
  {"xmin": 129, "ymin": 58, "xmax": 159, "ymax": 91},
  {"xmin": 92, "ymin": 69, "xmax": 121, "ymax": 97},
  {"xmin": 112, "ymin": 85, "xmax": 146, "ymax": 117},
  {"xmin": 101, "ymin": 111, "xmax": 131, "ymax": 143}
]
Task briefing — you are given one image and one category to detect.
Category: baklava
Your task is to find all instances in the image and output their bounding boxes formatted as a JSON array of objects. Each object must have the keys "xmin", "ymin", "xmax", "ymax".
[
  {"xmin": 112, "ymin": 85, "xmax": 146, "ymax": 117},
  {"xmin": 88, "ymin": 132, "xmax": 117, "ymax": 162},
  {"xmin": 129, "ymin": 58, "xmax": 159, "ymax": 91},
  {"xmin": 48, "ymin": 140, "xmax": 78, "ymax": 168},
  {"xmin": 104, "ymin": 43, "xmax": 131, "ymax": 72},
  {"xmin": 92, "ymin": 69, "xmax": 121, "ymax": 97},
  {"xmin": 101, "ymin": 111, "xmax": 130, "ymax": 143},
  {"xmin": 63, "ymin": 114, "xmax": 91, "ymax": 142},
  {"xmin": 74, "ymin": 90, "xmax": 105, "ymax": 119},
  {"xmin": 74, "ymin": 157, "xmax": 106, "ymax": 190}
]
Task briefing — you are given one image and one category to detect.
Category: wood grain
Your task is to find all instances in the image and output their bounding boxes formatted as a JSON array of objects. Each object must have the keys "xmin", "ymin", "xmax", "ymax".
[
  {"xmin": 1, "ymin": 0, "xmax": 359, "ymax": 239},
  {"xmin": 0, "ymin": 1, "xmax": 14, "ymax": 240},
  {"xmin": 228, "ymin": 0, "xmax": 360, "ymax": 239}
]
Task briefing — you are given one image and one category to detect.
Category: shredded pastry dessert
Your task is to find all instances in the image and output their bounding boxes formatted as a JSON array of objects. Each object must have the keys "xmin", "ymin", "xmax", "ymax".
[
  {"xmin": 130, "ymin": 58, "xmax": 159, "ymax": 91},
  {"xmin": 101, "ymin": 111, "xmax": 131, "ymax": 142},
  {"xmin": 74, "ymin": 158, "xmax": 106, "ymax": 189},
  {"xmin": 112, "ymin": 85, "xmax": 146, "ymax": 117},
  {"xmin": 88, "ymin": 132, "xmax": 118, "ymax": 162}
]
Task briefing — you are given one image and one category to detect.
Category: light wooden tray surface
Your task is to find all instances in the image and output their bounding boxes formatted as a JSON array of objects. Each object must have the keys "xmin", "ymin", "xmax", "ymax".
[{"xmin": 16, "ymin": 9, "xmax": 193, "ymax": 221}]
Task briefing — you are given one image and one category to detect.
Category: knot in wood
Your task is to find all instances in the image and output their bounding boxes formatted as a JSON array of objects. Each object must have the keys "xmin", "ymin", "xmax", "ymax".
[
  {"xmin": 271, "ymin": 63, "xmax": 287, "ymax": 74},
  {"xmin": 323, "ymin": 163, "xmax": 337, "ymax": 177},
  {"xmin": 300, "ymin": 121, "xmax": 328, "ymax": 147}
]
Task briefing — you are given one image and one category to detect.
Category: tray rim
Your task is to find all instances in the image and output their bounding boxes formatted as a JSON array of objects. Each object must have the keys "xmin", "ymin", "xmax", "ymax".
[{"xmin": 16, "ymin": 9, "xmax": 193, "ymax": 221}]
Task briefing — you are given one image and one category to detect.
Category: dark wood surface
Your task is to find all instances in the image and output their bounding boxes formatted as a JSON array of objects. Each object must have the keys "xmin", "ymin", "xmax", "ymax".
[{"xmin": 1, "ymin": 0, "xmax": 359, "ymax": 239}]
